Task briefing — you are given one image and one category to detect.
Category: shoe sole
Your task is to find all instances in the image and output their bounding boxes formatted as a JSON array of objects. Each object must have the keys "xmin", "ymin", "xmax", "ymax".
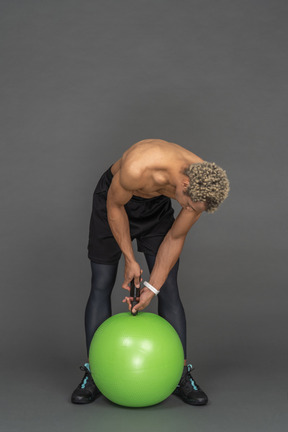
[
  {"xmin": 173, "ymin": 393, "xmax": 208, "ymax": 406},
  {"xmin": 71, "ymin": 393, "xmax": 102, "ymax": 404}
]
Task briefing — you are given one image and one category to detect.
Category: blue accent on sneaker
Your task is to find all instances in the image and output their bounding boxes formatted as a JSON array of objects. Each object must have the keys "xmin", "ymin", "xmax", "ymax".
[
  {"xmin": 80, "ymin": 363, "xmax": 91, "ymax": 389},
  {"xmin": 187, "ymin": 364, "xmax": 198, "ymax": 391},
  {"xmin": 81, "ymin": 376, "xmax": 88, "ymax": 389}
]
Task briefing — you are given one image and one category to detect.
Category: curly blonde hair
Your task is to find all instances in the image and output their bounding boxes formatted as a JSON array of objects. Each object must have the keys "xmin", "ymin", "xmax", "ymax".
[{"xmin": 182, "ymin": 161, "xmax": 230, "ymax": 213}]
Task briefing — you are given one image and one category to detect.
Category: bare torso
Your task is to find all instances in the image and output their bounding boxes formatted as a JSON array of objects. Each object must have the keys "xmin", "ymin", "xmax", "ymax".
[{"xmin": 110, "ymin": 139, "xmax": 204, "ymax": 199}]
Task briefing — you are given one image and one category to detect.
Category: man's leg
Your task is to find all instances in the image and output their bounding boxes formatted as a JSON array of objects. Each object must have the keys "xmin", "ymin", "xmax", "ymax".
[
  {"xmin": 143, "ymin": 253, "xmax": 208, "ymax": 406},
  {"xmin": 71, "ymin": 260, "xmax": 119, "ymax": 404},
  {"xmin": 143, "ymin": 254, "xmax": 187, "ymax": 357},
  {"xmin": 85, "ymin": 261, "xmax": 119, "ymax": 355}
]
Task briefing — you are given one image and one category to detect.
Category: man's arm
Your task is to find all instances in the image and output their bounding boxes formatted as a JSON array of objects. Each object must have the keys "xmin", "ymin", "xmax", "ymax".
[
  {"xmin": 148, "ymin": 208, "xmax": 203, "ymax": 290},
  {"xmin": 106, "ymin": 167, "xmax": 145, "ymax": 288},
  {"xmin": 106, "ymin": 170, "xmax": 134, "ymax": 262}
]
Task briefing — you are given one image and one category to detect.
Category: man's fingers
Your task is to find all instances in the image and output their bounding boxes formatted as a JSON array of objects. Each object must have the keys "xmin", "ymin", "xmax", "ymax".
[
  {"xmin": 132, "ymin": 304, "xmax": 143, "ymax": 314},
  {"xmin": 123, "ymin": 269, "xmax": 143, "ymax": 290},
  {"xmin": 122, "ymin": 283, "xmax": 131, "ymax": 291},
  {"xmin": 134, "ymin": 277, "xmax": 141, "ymax": 288},
  {"xmin": 132, "ymin": 300, "xmax": 145, "ymax": 313},
  {"xmin": 134, "ymin": 269, "xmax": 143, "ymax": 288},
  {"xmin": 123, "ymin": 296, "xmax": 136, "ymax": 310}
]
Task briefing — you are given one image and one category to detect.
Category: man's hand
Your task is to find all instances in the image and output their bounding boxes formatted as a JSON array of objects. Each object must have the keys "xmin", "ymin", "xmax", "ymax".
[
  {"xmin": 122, "ymin": 286, "xmax": 155, "ymax": 314},
  {"xmin": 122, "ymin": 260, "xmax": 143, "ymax": 291}
]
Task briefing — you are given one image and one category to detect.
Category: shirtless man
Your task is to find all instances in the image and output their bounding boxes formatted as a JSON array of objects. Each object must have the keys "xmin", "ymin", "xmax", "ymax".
[{"xmin": 71, "ymin": 139, "xmax": 230, "ymax": 406}]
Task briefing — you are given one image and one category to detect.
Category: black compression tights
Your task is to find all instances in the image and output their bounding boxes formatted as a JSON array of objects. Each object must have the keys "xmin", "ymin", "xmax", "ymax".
[{"xmin": 85, "ymin": 255, "xmax": 187, "ymax": 358}]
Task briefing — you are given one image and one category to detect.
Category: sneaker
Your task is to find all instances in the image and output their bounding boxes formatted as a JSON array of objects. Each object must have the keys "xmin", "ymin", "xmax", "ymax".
[
  {"xmin": 71, "ymin": 363, "xmax": 101, "ymax": 404},
  {"xmin": 173, "ymin": 364, "xmax": 208, "ymax": 405}
]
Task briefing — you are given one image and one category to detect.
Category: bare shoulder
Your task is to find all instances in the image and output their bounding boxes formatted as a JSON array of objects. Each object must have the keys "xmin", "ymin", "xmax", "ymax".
[
  {"xmin": 118, "ymin": 139, "xmax": 165, "ymax": 187},
  {"xmin": 124, "ymin": 138, "xmax": 203, "ymax": 164},
  {"xmin": 122, "ymin": 139, "xmax": 168, "ymax": 162},
  {"xmin": 121, "ymin": 139, "xmax": 168, "ymax": 165},
  {"xmin": 118, "ymin": 158, "xmax": 146, "ymax": 191}
]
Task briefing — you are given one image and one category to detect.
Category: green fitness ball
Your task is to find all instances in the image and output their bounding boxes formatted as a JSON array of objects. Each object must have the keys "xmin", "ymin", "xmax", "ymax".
[{"xmin": 89, "ymin": 312, "xmax": 184, "ymax": 407}]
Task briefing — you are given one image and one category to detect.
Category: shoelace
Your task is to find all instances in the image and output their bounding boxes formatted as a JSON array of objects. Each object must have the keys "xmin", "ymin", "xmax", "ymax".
[{"xmin": 187, "ymin": 364, "xmax": 199, "ymax": 391}]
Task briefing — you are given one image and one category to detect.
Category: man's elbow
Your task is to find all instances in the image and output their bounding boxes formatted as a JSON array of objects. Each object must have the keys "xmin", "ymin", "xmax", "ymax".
[{"xmin": 166, "ymin": 229, "xmax": 187, "ymax": 243}]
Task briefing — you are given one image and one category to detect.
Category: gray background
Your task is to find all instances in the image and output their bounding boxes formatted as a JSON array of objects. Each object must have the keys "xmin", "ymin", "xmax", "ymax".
[{"xmin": 1, "ymin": 0, "xmax": 287, "ymax": 431}]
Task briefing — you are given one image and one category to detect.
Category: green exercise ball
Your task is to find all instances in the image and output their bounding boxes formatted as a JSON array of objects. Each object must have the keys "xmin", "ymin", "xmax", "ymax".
[{"xmin": 89, "ymin": 312, "xmax": 184, "ymax": 407}]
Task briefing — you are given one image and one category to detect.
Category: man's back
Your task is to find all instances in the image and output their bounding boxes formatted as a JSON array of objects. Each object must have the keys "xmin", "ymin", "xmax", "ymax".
[{"xmin": 110, "ymin": 139, "xmax": 204, "ymax": 199}]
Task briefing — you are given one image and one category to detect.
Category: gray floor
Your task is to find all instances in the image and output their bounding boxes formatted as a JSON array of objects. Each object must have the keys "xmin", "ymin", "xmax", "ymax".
[
  {"xmin": 2, "ymin": 305, "xmax": 287, "ymax": 432},
  {"xmin": 2, "ymin": 353, "xmax": 287, "ymax": 432}
]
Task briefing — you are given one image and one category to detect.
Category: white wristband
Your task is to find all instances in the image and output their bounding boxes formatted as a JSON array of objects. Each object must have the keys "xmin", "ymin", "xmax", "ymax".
[{"xmin": 143, "ymin": 281, "xmax": 160, "ymax": 296}]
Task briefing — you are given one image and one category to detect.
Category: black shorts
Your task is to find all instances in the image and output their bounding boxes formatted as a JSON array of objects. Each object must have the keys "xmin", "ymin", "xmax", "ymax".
[{"xmin": 87, "ymin": 166, "xmax": 175, "ymax": 264}]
